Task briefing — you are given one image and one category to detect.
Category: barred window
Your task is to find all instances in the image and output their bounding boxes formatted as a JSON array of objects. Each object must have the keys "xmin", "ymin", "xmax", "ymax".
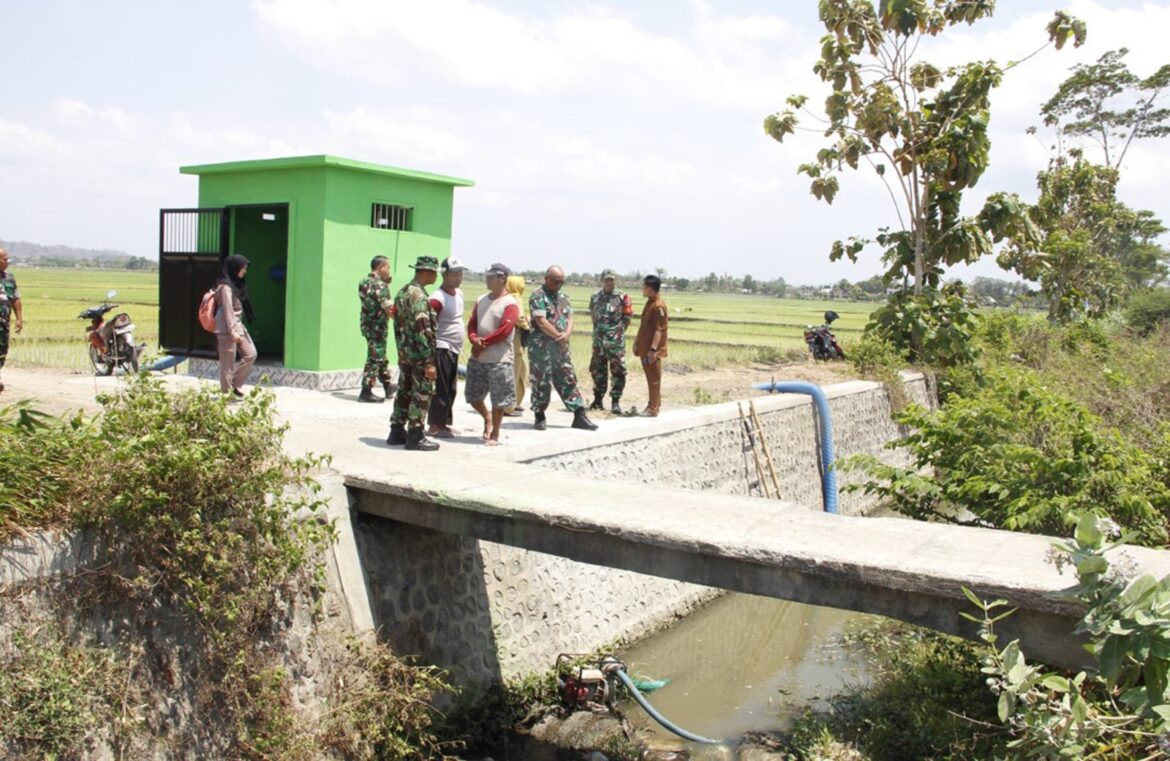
[{"xmin": 371, "ymin": 203, "xmax": 411, "ymax": 231}]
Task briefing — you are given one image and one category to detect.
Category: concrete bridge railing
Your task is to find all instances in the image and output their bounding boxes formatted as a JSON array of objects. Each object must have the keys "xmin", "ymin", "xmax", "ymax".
[{"xmin": 345, "ymin": 457, "xmax": 1170, "ymax": 671}]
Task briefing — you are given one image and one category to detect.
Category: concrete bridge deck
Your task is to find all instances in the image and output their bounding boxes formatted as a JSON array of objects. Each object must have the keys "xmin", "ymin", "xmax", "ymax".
[{"xmin": 345, "ymin": 455, "xmax": 1170, "ymax": 669}]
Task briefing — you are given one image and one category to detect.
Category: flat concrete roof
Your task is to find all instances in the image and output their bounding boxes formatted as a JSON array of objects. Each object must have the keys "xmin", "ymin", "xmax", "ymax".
[{"xmin": 179, "ymin": 154, "xmax": 475, "ymax": 187}]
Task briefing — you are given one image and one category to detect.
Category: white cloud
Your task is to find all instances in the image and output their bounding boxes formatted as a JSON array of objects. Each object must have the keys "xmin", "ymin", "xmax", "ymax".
[
  {"xmin": 253, "ymin": 0, "xmax": 576, "ymax": 92},
  {"xmin": 252, "ymin": 0, "xmax": 808, "ymax": 107},
  {"xmin": 0, "ymin": 119, "xmax": 68, "ymax": 158},
  {"xmin": 322, "ymin": 107, "xmax": 468, "ymax": 164},
  {"xmin": 54, "ymin": 99, "xmax": 137, "ymax": 136}
]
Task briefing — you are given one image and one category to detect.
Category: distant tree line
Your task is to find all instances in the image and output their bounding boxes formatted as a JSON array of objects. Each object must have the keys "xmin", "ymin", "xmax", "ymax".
[
  {"xmin": 17, "ymin": 255, "xmax": 159, "ymax": 271},
  {"xmin": 516, "ymin": 267, "xmax": 1046, "ymax": 307},
  {"xmin": 1, "ymin": 239, "xmax": 158, "ymax": 271}
]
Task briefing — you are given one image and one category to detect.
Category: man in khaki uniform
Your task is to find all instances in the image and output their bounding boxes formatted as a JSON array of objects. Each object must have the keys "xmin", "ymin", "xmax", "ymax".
[{"xmin": 632, "ymin": 274, "xmax": 668, "ymax": 417}]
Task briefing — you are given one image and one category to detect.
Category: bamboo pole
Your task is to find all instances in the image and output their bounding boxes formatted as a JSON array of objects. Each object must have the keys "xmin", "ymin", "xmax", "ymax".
[
  {"xmin": 749, "ymin": 400, "xmax": 782, "ymax": 499},
  {"xmin": 738, "ymin": 402, "xmax": 770, "ymax": 498}
]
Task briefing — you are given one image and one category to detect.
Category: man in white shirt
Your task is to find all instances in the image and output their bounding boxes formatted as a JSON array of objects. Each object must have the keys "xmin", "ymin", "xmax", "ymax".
[{"xmin": 426, "ymin": 256, "xmax": 468, "ymax": 437}]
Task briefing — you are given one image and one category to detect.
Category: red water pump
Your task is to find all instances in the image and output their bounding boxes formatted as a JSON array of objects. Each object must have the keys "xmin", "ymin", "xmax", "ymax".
[{"xmin": 556, "ymin": 654, "xmax": 624, "ymax": 712}]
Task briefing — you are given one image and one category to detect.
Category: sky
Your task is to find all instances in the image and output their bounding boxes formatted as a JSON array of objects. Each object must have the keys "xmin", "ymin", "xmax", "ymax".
[{"xmin": 2, "ymin": 0, "xmax": 1169, "ymax": 284}]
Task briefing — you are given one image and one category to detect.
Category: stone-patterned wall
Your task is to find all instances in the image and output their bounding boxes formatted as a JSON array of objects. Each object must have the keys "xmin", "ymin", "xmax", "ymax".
[
  {"xmin": 188, "ymin": 358, "xmax": 383, "ymax": 391},
  {"xmin": 352, "ymin": 516, "xmax": 716, "ymax": 686},
  {"xmin": 351, "ymin": 377, "xmax": 933, "ymax": 685},
  {"xmin": 0, "ymin": 523, "xmax": 370, "ymax": 760},
  {"xmin": 527, "ymin": 376, "xmax": 932, "ymax": 515}
]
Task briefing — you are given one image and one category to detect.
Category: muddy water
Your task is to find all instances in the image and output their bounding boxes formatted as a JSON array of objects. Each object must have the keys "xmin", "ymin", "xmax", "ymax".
[{"xmin": 617, "ymin": 593, "xmax": 878, "ymax": 747}]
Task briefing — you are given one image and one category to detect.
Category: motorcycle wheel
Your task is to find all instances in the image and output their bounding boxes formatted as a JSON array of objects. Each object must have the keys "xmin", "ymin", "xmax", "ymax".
[
  {"xmin": 120, "ymin": 340, "xmax": 139, "ymax": 374},
  {"xmin": 89, "ymin": 345, "xmax": 114, "ymax": 376}
]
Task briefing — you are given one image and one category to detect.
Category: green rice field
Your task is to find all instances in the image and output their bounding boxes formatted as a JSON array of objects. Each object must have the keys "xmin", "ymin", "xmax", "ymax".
[
  {"xmin": 6, "ymin": 269, "xmax": 159, "ymax": 371},
  {"xmin": 549, "ymin": 285, "xmax": 870, "ymax": 372},
  {"xmin": 5, "ymin": 268, "xmax": 874, "ymax": 373}
]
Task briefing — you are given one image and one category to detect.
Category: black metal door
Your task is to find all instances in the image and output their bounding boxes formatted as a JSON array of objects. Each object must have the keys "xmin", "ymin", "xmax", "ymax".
[{"xmin": 159, "ymin": 208, "xmax": 228, "ymax": 358}]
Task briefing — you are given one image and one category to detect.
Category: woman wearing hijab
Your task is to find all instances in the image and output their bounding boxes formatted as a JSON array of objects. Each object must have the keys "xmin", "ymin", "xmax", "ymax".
[
  {"xmin": 502, "ymin": 275, "xmax": 529, "ymax": 416},
  {"xmin": 215, "ymin": 254, "xmax": 257, "ymax": 397}
]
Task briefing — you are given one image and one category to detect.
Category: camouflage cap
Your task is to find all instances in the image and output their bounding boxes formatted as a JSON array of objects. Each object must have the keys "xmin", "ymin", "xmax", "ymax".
[
  {"xmin": 409, "ymin": 255, "xmax": 440, "ymax": 271},
  {"xmin": 601, "ymin": 268, "xmax": 617, "ymax": 280}
]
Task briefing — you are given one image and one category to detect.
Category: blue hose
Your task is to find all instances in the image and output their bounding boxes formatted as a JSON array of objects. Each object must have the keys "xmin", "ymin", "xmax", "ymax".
[
  {"xmin": 751, "ymin": 381, "xmax": 838, "ymax": 514},
  {"xmin": 148, "ymin": 355, "xmax": 187, "ymax": 372},
  {"xmin": 614, "ymin": 668, "xmax": 720, "ymax": 745}
]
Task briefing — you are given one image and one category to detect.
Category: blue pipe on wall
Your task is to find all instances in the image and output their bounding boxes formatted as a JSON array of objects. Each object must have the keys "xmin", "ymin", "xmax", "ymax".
[{"xmin": 750, "ymin": 381, "xmax": 838, "ymax": 514}]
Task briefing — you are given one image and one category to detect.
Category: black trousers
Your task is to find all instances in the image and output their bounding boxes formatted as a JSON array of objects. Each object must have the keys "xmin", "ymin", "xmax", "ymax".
[{"xmin": 427, "ymin": 348, "xmax": 459, "ymax": 427}]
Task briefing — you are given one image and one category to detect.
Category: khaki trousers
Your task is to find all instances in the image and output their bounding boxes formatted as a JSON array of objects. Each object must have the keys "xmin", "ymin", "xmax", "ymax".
[
  {"xmin": 642, "ymin": 357, "xmax": 662, "ymax": 414},
  {"xmin": 216, "ymin": 332, "xmax": 257, "ymax": 393}
]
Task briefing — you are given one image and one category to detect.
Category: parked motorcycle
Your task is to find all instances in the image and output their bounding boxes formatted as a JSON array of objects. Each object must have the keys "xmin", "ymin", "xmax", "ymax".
[
  {"xmin": 804, "ymin": 310, "xmax": 846, "ymax": 361},
  {"xmin": 79, "ymin": 290, "xmax": 144, "ymax": 375}
]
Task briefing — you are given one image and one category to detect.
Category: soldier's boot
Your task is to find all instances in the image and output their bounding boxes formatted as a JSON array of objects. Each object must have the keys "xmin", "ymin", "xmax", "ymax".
[
  {"xmin": 610, "ymin": 398, "xmax": 623, "ymax": 415},
  {"xmin": 382, "ymin": 380, "xmax": 393, "ymax": 398},
  {"xmin": 572, "ymin": 409, "xmax": 598, "ymax": 431},
  {"xmin": 387, "ymin": 423, "xmax": 407, "ymax": 446},
  {"xmin": 588, "ymin": 394, "xmax": 604, "ymax": 411},
  {"xmin": 358, "ymin": 385, "xmax": 384, "ymax": 404},
  {"xmin": 405, "ymin": 427, "xmax": 439, "ymax": 452},
  {"xmin": 533, "ymin": 412, "xmax": 547, "ymax": 431}
]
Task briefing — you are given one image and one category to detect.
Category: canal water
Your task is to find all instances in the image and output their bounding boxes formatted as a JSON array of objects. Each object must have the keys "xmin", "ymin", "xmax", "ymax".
[{"xmin": 617, "ymin": 592, "xmax": 880, "ymax": 749}]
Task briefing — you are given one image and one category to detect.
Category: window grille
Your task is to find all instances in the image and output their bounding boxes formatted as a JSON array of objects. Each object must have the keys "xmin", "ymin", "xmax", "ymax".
[{"xmin": 371, "ymin": 203, "xmax": 411, "ymax": 231}]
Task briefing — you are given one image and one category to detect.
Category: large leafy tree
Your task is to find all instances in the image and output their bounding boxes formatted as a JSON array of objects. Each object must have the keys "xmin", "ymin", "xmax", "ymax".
[
  {"xmin": 1000, "ymin": 152, "xmax": 1168, "ymax": 320},
  {"xmin": 1006, "ymin": 49, "xmax": 1170, "ymax": 321},
  {"xmin": 1040, "ymin": 47, "xmax": 1170, "ymax": 171},
  {"xmin": 764, "ymin": 1, "xmax": 1084, "ymax": 363}
]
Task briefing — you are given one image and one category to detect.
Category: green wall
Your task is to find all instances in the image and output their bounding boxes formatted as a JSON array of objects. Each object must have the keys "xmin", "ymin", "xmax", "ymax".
[
  {"xmin": 318, "ymin": 168, "xmax": 456, "ymax": 371},
  {"xmin": 187, "ymin": 157, "xmax": 469, "ymax": 372},
  {"xmin": 196, "ymin": 166, "xmax": 326, "ymax": 370}
]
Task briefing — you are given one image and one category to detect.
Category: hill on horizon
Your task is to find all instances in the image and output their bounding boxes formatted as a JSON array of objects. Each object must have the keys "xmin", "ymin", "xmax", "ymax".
[{"xmin": 1, "ymin": 239, "xmax": 156, "ymax": 269}]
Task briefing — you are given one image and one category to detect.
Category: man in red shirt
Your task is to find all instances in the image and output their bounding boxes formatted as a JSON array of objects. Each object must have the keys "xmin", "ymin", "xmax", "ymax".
[{"xmin": 466, "ymin": 263, "xmax": 520, "ymax": 446}]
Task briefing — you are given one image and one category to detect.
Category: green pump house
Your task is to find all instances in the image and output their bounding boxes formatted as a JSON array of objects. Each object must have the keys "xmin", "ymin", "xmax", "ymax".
[{"xmin": 159, "ymin": 155, "xmax": 473, "ymax": 389}]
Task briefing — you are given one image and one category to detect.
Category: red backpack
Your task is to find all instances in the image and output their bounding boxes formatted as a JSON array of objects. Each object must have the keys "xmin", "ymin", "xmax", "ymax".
[{"xmin": 198, "ymin": 289, "xmax": 217, "ymax": 333}]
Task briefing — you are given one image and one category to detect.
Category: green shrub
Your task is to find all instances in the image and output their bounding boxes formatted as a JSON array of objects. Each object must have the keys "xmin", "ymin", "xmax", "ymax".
[
  {"xmin": 847, "ymin": 332, "xmax": 905, "ymax": 379},
  {"xmin": 1126, "ymin": 288, "xmax": 1170, "ymax": 335},
  {"xmin": 866, "ymin": 285, "xmax": 981, "ymax": 368},
  {"xmin": 970, "ymin": 514, "xmax": 1170, "ymax": 758},
  {"xmin": 0, "ymin": 376, "xmax": 463, "ymax": 759},
  {"xmin": 76, "ymin": 378, "xmax": 336, "ymax": 651},
  {"xmin": 846, "ymin": 366, "xmax": 1170, "ymax": 546}
]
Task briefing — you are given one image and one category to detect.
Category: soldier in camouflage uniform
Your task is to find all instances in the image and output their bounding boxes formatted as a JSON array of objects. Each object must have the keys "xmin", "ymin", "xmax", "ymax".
[
  {"xmin": 588, "ymin": 268, "xmax": 632, "ymax": 414},
  {"xmin": 528, "ymin": 265, "xmax": 598, "ymax": 432},
  {"xmin": 387, "ymin": 255, "xmax": 440, "ymax": 451},
  {"xmin": 0, "ymin": 247, "xmax": 23, "ymax": 394},
  {"xmin": 357, "ymin": 255, "xmax": 394, "ymax": 403}
]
